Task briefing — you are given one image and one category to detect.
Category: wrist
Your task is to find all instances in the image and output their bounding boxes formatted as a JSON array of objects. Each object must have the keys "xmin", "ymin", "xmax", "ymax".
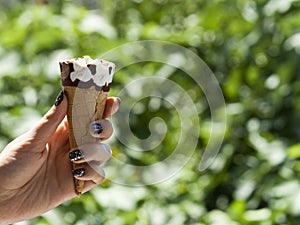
[
  {"xmin": 0, "ymin": 200, "xmax": 12, "ymax": 225},
  {"xmin": 0, "ymin": 158, "xmax": 16, "ymax": 224}
]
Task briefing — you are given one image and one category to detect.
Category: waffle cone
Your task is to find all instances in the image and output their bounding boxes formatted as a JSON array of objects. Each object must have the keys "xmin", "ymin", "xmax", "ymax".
[{"xmin": 63, "ymin": 85, "xmax": 108, "ymax": 195}]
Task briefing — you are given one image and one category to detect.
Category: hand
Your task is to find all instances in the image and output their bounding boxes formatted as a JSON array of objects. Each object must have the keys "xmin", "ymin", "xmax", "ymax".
[{"xmin": 0, "ymin": 91, "xmax": 120, "ymax": 224}]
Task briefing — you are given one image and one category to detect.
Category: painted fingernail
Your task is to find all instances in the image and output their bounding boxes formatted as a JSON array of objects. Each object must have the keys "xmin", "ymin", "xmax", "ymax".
[
  {"xmin": 54, "ymin": 90, "xmax": 64, "ymax": 106},
  {"xmin": 91, "ymin": 123, "xmax": 103, "ymax": 135},
  {"xmin": 117, "ymin": 97, "xmax": 121, "ymax": 105},
  {"xmin": 69, "ymin": 149, "xmax": 84, "ymax": 162},
  {"xmin": 72, "ymin": 168, "xmax": 85, "ymax": 177}
]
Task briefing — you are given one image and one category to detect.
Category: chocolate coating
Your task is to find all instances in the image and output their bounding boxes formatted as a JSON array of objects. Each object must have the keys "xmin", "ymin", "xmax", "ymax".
[{"xmin": 59, "ymin": 61, "xmax": 111, "ymax": 92}]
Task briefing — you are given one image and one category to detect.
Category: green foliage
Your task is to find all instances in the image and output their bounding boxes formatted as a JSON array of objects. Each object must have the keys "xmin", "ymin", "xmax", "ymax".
[{"xmin": 1, "ymin": 0, "xmax": 300, "ymax": 224}]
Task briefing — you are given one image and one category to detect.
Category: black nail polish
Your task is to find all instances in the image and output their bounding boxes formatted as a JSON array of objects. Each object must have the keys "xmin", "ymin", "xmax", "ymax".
[
  {"xmin": 117, "ymin": 97, "xmax": 122, "ymax": 105},
  {"xmin": 54, "ymin": 90, "xmax": 64, "ymax": 106},
  {"xmin": 69, "ymin": 149, "xmax": 84, "ymax": 162},
  {"xmin": 92, "ymin": 123, "xmax": 103, "ymax": 135},
  {"xmin": 72, "ymin": 168, "xmax": 85, "ymax": 177}
]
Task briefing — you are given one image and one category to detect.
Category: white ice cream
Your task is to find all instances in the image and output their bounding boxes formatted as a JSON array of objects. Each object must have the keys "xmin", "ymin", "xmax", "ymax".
[{"xmin": 69, "ymin": 56, "xmax": 115, "ymax": 86}]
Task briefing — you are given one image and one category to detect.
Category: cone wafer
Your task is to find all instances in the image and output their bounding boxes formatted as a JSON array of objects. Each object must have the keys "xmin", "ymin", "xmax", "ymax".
[{"xmin": 59, "ymin": 56, "xmax": 115, "ymax": 195}]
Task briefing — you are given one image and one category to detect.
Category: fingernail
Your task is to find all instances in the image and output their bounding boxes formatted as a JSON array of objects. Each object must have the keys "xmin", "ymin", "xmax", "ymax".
[
  {"xmin": 117, "ymin": 97, "xmax": 121, "ymax": 105},
  {"xmin": 72, "ymin": 168, "xmax": 85, "ymax": 177},
  {"xmin": 69, "ymin": 149, "xmax": 84, "ymax": 162},
  {"xmin": 91, "ymin": 123, "xmax": 103, "ymax": 135},
  {"xmin": 54, "ymin": 90, "xmax": 64, "ymax": 106}
]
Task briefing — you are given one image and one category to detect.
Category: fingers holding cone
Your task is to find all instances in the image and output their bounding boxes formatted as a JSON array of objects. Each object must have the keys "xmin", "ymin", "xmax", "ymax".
[
  {"xmin": 90, "ymin": 96, "xmax": 120, "ymax": 141},
  {"xmin": 68, "ymin": 143, "xmax": 111, "ymax": 193},
  {"xmin": 68, "ymin": 96, "xmax": 120, "ymax": 194}
]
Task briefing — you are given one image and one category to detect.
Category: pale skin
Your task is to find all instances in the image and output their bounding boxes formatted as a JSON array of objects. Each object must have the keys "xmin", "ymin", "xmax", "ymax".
[{"xmin": 0, "ymin": 93, "xmax": 120, "ymax": 224}]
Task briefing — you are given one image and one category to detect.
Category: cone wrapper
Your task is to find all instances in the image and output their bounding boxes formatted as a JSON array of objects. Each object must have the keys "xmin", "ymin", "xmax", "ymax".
[{"xmin": 59, "ymin": 56, "xmax": 115, "ymax": 195}]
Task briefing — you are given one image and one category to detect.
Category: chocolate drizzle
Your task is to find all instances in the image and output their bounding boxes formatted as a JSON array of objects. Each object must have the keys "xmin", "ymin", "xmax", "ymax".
[
  {"xmin": 59, "ymin": 61, "xmax": 111, "ymax": 92},
  {"xmin": 87, "ymin": 64, "xmax": 97, "ymax": 75}
]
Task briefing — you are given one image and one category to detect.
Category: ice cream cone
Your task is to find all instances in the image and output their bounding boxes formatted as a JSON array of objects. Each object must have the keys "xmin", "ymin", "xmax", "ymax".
[
  {"xmin": 59, "ymin": 56, "xmax": 115, "ymax": 195},
  {"xmin": 63, "ymin": 86, "xmax": 108, "ymax": 194}
]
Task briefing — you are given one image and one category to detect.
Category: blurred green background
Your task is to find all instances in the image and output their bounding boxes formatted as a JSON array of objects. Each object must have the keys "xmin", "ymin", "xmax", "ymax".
[{"xmin": 1, "ymin": 0, "xmax": 300, "ymax": 224}]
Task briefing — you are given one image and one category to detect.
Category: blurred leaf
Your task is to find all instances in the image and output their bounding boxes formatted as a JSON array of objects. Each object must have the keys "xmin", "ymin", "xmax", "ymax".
[{"xmin": 287, "ymin": 143, "xmax": 300, "ymax": 159}]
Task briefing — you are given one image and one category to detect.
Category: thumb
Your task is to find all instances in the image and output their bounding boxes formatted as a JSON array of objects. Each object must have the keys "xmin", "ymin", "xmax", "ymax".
[{"xmin": 30, "ymin": 90, "xmax": 68, "ymax": 144}]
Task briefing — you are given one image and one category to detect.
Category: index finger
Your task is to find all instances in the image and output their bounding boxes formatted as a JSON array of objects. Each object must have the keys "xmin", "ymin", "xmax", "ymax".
[{"xmin": 103, "ymin": 97, "xmax": 121, "ymax": 118}]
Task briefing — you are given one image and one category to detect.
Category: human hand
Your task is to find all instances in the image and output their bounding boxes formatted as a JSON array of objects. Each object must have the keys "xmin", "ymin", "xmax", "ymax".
[{"xmin": 0, "ymin": 91, "xmax": 120, "ymax": 224}]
